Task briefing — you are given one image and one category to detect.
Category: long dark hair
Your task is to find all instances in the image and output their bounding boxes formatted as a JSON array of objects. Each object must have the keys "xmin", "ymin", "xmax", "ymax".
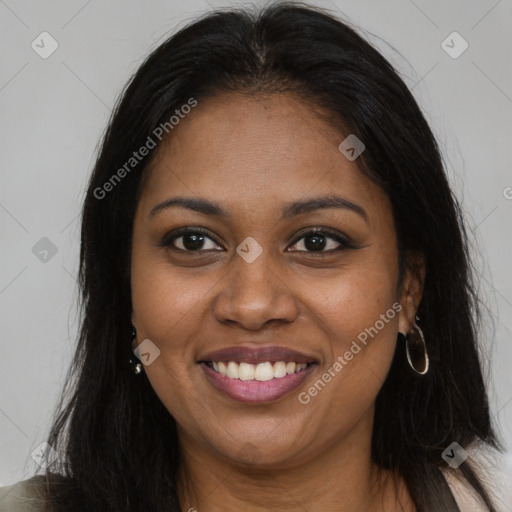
[{"xmin": 41, "ymin": 3, "xmax": 500, "ymax": 510}]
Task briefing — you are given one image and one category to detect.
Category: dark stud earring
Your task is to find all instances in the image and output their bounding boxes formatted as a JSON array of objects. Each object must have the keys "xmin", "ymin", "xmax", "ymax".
[{"xmin": 129, "ymin": 326, "xmax": 143, "ymax": 375}]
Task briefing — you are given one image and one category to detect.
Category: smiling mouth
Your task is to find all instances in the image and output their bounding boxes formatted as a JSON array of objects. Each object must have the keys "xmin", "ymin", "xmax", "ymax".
[
  {"xmin": 199, "ymin": 360, "xmax": 317, "ymax": 403},
  {"xmin": 203, "ymin": 360, "xmax": 314, "ymax": 381}
]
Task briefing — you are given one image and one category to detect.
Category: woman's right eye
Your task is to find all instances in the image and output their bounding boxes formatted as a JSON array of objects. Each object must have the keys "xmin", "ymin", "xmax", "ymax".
[{"xmin": 160, "ymin": 228, "xmax": 224, "ymax": 252}]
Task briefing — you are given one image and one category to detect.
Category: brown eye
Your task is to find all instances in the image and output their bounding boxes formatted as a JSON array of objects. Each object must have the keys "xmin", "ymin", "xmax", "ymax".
[
  {"xmin": 160, "ymin": 228, "xmax": 223, "ymax": 252},
  {"xmin": 288, "ymin": 228, "xmax": 354, "ymax": 253}
]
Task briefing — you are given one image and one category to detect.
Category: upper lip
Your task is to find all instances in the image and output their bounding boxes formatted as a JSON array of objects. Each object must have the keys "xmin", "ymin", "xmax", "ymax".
[{"xmin": 198, "ymin": 345, "xmax": 318, "ymax": 365}]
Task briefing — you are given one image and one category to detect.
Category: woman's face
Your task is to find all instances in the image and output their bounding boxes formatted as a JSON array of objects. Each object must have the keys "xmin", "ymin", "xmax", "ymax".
[{"xmin": 131, "ymin": 92, "xmax": 419, "ymax": 468}]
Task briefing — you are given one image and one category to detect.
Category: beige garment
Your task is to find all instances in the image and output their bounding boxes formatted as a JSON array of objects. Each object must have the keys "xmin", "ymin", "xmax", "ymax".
[
  {"xmin": 0, "ymin": 473, "xmax": 497, "ymax": 511},
  {"xmin": 441, "ymin": 469, "xmax": 493, "ymax": 512},
  {"xmin": 0, "ymin": 478, "xmax": 46, "ymax": 512}
]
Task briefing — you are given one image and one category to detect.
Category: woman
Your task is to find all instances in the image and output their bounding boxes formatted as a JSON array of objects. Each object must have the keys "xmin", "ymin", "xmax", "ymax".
[{"xmin": 0, "ymin": 2, "xmax": 502, "ymax": 511}]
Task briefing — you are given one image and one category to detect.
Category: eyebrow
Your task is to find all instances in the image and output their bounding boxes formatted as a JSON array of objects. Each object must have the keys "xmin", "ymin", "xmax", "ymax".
[{"xmin": 149, "ymin": 195, "xmax": 368, "ymax": 223}]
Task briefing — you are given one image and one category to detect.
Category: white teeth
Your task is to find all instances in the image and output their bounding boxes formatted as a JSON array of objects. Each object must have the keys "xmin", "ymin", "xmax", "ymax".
[
  {"xmin": 239, "ymin": 362, "xmax": 255, "ymax": 381},
  {"xmin": 209, "ymin": 360, "xmax": 310, "ymax": 380},
  {"xmin": 273, "ymin": 361, "xmax": 287, "ymax": 378},
  {"xmin": 254, "ymin": 362, "xmax": 274, "ymax": 381},
  {"xmin": 286, "ymin": 362, "xmax": 296, "ymax": 375},
  {"xmin": 226, "ymin": 361, "xmax": 239, "ymax": 379}
]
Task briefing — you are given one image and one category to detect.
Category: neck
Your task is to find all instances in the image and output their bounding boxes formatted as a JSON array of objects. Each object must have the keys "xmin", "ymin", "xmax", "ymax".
[{"xmin": 176, "ymin": 419, "xmax": 415, "ymax": 512}]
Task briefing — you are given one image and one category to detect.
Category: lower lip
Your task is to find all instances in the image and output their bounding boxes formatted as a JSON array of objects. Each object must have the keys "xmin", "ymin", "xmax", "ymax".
[{"xmin": 200, "ymin": 363, "xmax": 316, "ymax": 403}]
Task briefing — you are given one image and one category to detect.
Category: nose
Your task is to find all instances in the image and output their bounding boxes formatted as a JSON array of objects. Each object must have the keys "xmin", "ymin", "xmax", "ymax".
[{"xmin": 212, "ymin": 250, "xmax": 300, "ymax": 331}]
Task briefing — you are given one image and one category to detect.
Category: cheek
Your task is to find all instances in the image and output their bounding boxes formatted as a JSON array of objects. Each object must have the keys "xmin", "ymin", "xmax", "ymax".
[
  {"xmin": 299, "ymin": 253, "xmax": 400, "ymax": 403},
  {"xmin": 130, "ymin": 248, "xmax": 215, "ymax": 397},
  {"xmin": 297, "ymin": 290, "xmax": 398, "ymax": 443},
  {"xmin": 131, "ymin": 249, "xmax": 215, "ymax": 340},
  {"xmin": 130, "ymin": 256, "xmax": 212, "ymax": 428},
  {"xmin": 300, "ymin": 256, "xmax": 398, "ymax": 341}
]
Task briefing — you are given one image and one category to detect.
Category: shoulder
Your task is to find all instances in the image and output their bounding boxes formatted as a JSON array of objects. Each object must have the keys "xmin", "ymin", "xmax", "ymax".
[
  {"xmin": 441, "ymin": 468, "xmax": 493, "ymax": 512},
  {"xmin": 0, "ymin": 476, "xmax": 48, "ymax": 512}
]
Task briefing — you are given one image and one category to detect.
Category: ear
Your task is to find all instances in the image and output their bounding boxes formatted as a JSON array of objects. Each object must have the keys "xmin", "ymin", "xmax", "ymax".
[{"xmin": 397, "ymin": 252, "xmax": 426, "ymax": 334}]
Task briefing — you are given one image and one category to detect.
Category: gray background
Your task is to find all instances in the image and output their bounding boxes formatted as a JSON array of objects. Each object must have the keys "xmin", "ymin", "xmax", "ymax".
[{"xmin": 1, "ymin": 0, "xmax": 511, "ymax": 507}]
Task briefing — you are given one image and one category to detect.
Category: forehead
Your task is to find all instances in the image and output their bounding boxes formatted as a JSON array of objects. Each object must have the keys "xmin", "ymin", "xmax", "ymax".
[{"xmin": 140, "ymin": 93, "xmax": 388, "ymax": 220}]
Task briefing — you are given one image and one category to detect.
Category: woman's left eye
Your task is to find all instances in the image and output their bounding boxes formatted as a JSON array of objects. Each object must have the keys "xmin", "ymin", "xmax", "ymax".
[{"xmin": 287, "ymin": 229, "xmax": 353, "ymax": 253}]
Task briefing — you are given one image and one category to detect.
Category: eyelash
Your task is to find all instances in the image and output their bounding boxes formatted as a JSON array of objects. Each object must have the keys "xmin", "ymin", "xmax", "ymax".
[{"xmin": 159, "ymin": 226, "xmax": 356, "ymax": 254}]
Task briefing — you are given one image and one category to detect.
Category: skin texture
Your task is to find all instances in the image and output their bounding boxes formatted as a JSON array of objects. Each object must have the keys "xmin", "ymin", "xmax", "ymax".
[{"xmin": 131, "ymin": 92, "xmax": 424, "ymax": 511}]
